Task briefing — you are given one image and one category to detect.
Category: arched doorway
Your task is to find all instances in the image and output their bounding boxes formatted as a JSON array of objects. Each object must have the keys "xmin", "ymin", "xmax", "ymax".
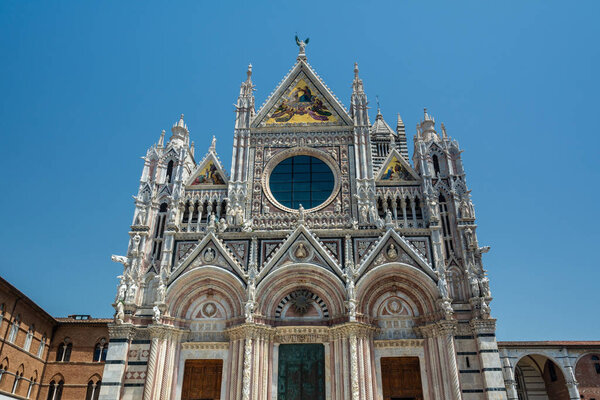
[{"xmin": 515, "ymin": 355, "xmax": 569, "ymax": 400}]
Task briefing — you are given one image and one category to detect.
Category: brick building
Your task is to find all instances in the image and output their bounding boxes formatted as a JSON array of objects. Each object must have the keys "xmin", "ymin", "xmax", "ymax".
[{"xmin": 0, "ymin": 277, "xmax": 109, "ymax": 400}]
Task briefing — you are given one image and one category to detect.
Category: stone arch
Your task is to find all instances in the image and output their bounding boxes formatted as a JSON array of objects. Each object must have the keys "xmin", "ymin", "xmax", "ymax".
[
  {"xmin": 575, "ymin": 352, "xmax": 600, "ymax": 399},
  {"xmin": 167, "ymin": 266, "xmax": 246, "ymax": 320},
  {"xmin": 87, "ymin": 373, "xmax": 102, "ymax": 382},
  {"xmin": 356, "ymin": 263, "xmax": 438, "ymax": 318},
  {"xmin": 275, "ymin": 289, "xmax": 329, "ymax": 319},
  {"xmin": 256, "ymin": 264, "xmax": 345, "ymax": 320},
  {"xmin": 514, "ymin": 353, "xmax": 570, "ymax": 400},
  {"xmin": 47, "ymin": 373, "xmax": 65, "ymax": 383}
]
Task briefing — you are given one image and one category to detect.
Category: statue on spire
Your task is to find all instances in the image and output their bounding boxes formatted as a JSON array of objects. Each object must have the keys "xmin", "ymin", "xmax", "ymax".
[{"xmin": 295, "ymin": 34, "xmax": 310, "ymax": 59}]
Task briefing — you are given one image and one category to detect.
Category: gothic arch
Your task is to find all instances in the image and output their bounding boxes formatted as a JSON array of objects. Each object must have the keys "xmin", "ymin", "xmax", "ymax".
[
  {"xmin": 256, "ymin": 264, "xmax": 345, "ymax": 319},
  {"xmin": 87, "ymin": 373, "xmax": 102, "ymax": 382},
  {"xmin": 167, "ymin": 266, "xmax": 245, "ymax": 320},
  {"xmin": 446, "ymin": 265, "xmax": 466, "ymax": 301},
  {"xmin": 356, "ymin": 263, "xmax": 438, "ymax": 318},
  {"xmin": 47, "ymin": 373, "xmax": 65, "ymax": 383}
]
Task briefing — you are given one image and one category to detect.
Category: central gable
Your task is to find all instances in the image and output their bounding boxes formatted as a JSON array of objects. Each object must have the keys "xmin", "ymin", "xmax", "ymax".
[{"xmin": 252, "ymin": 60, "xmax": 353, "ymax": 128}]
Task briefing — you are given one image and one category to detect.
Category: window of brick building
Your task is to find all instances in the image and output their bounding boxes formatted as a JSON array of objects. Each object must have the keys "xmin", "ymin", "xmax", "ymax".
[
  {"xmin": 592, "ymin": 355, "xmax": 600, "ymax": 374},
  {"xmin": 8, "ymin": 315, "xmax": 20, "ymax": 343},
  {"xmin": 24, "ymin": 325, "xmax": 34, "ymax": 352},
  {"xmin": 0, "ymin": 359, "xmax": 7, "ymax": 385},
  {"xmin": 55, "ymin": 339, "xmax": 72, "ymax": 362},
  {"xmin": 46, "ymin": 380, "xmax": 63, "ymax": 400},
  {"xmin": 85, "ymin": 379, "xmax": 101, "ymax": 400},
  {"xmin": 37, "ymin": 335, "xmax": 46, "ymax": 358},
  {"xmin": 93, "ymin": 339, "xmax": 108, "ymax": 362}
]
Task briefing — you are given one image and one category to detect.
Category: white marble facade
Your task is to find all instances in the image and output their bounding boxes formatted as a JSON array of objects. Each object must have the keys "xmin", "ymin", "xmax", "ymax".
[{"xmin": 99, "ymin": 45, "xmax": 511, "ymax": 400}]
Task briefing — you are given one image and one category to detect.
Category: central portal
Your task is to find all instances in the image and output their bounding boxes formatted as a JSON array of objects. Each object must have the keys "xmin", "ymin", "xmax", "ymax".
[{"xmin": 277, "ymin": 344, "xmax": 325, "ymax": 400}]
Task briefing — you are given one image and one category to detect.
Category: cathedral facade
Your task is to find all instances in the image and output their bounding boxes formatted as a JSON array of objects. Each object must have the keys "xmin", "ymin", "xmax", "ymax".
[{"xmin": 95, "ymin": 46, "xmax": 586, "ymax": 400}]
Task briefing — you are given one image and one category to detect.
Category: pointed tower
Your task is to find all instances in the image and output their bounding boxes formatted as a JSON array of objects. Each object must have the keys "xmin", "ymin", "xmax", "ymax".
[
  {"xmin": 396, "ymin": 113, "xmax": 409, "ymax": 159},
  {"xmin": 228, "ymin": 64, "xmax": 255, "ymax": 227},
  {"xmin": 370, "ymin": 105, "xmax": 397, "ymax": 171}
]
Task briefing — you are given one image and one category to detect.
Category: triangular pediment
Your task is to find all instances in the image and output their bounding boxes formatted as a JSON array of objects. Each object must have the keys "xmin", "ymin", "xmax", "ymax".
[
  {"xmin": 169, "ymin": 232, "xmax": 246, "ymax": 284},
  {"xmin": 186, "ymin": 149, "xmax": 228, "ymax": 188},
  {"xmin": 252, "ymin": 60, "xmax": 353, "ymax": 128},
  {"xmin": 375, "ymin": 148, "xmax": 421, "ymax": 184},
  {"xmin": 356, "ymin": 229, "xmax": 436, "ymax": 281},
  {"xmin": 258, "ymin": 225, "xmax": 343, "ymax": 281}
]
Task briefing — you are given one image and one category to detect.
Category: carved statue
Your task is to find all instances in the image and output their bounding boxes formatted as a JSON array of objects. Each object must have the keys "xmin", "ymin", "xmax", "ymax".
[
  {"xmin": 384, "ymin": 209, "xmax": 393, "ymax": 229},
  {"xmin": 464, "ymin": 228, "xmax": 474, "ymax": 248},
  {"xmin": 207, "ymin": 214, "xmax": 217, "ymax": 231},
  {"xmin": 111, "ymin": 255, "xmax": 129, "ymax": 268},
  {"xmin": 168, "ymin": 207, "xmax": 177, "ymax": 224},
  {"xmin": 479, "ymin": 276, "xmax": 491, "ymax": 298},
  {"xmin": 244, "ymin": 301, "xmax": 255, "ymax": 323},
  {"xmin": 126, "ymin": 281, "xmax": 138, "ymax": 303},
  {"xmin": 428, "ymin": 198, "xmax": 439, "ymax": 221},
  {"xmin": 344, "ymin": 272, "xmax": 356, "ymax": 301},
  {"xmin": 440, "ymin": 299, "xmax": 453, "ymax": 320},
  {"xmin": 116, "ymin": 276, "xmax": 127, "ymax": 302},
  {"xmin": 346, "ymin": 300, "xmax": 357, "ymax": 321},
  {"xmin": 115, "ymin": 302, "xmax": 124, "ymax": 324},
  {"xmin": 437, "ymin": 272, "xmax": 450, "ymax": 299},
  {"xmin": 218, "ymin": 217, "xmax": 228, "ymax": 233},
  {"xmin": 152, "ymin": 305, "xmax": 161, "ymax": 323},
  {"xmin": 480, "ymin": 300, "xmax": 491, "ymax": 319},
  {"xmin": 242, "ymin": 218, "xmax": 253, "ymax": 232},
  {"xmin": 387, "ymin": 243, "xmax": 398, "ymax": 260},
  {"xmin": 297, "ymin": 204, "xmax": 305, "ymax": 225},
  {"xmin": 156, "ymin": 278, "xmax": 166, "ymax": 304},
  {"xmin": 295, "ymin": 35, "xmax": 310, "ymax": 55},
  {"xmin": 351, "ymin": 219, "xmax": 359, "ymax": 230},
  {"xmin": 470, "ymin": 275, "xmax": 481, "ymax": 298}
]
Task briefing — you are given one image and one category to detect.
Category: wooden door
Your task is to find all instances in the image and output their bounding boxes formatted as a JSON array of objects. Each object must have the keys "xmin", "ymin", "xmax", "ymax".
[
  {"xmin": 380, "ymin": 357, "xmax": 424, "ymax": 400},
  {"xmin": 181, "ymin": 359, "xmax": 223, "ymax": 400},
  {"xmin": 277, "ymin": 344, "xmax": 325, "ymax": 400}
]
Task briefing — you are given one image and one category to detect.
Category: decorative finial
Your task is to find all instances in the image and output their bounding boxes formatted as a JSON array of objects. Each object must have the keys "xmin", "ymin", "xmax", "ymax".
[
  {"xmin": 354, "ymin": 62, "xmax": 359, "ymax": 78},
  {"xmin": 295, "ymin": 34, "xmax": 309, "ymax": 60},
  {"xmin": 246, "ymin": 64, "xmax": 252, "ymax": 81},
  {"xmin": 158, "ymin": 129, "xmax": 165, "ymax": 147},
  {"xmin": 190, "ymin": 141, "xmax": 195, "ymax": 156},
  {"xmin": 209, "ymin": 135, "xmax": 216, "ymax": 152},
  {"xmin": 180, "ymin": 113, "xmax": 184, "ymax": 119},
  {"xmin": 376, "ymin": 95, "xmax": 381, "ymax": 114}
]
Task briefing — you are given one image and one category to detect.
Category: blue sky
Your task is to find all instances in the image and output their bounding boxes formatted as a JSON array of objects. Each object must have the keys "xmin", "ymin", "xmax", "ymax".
[{"xmin": 0, "ymin": 1, "xmax": 598, "ymax": 340}]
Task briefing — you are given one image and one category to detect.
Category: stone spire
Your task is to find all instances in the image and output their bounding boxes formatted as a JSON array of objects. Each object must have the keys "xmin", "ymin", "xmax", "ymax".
[
  {"xmin": 170, "ymin": 113, "xmax": 189, "ymax": 147},
  {"xmin": 396, "ymin": 113, "xmax": 409, "ymax": 159},
  {"xmin": 351, "ymin": 63, "xmax": 369, "ymax": 127},
  {"xmin": 235, "ymin": 64, "xmax": 255, "ymax": 130},
  {"xmin": 419, "ymin": 108, "xmax": 439, "ymax": 142}
]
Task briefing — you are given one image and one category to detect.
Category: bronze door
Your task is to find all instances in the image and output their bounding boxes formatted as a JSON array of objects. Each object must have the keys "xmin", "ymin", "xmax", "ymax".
[
  {"xmin": 181, "ymin": 359, "xmax": 223, "ymax": 400},
  {"xmin": 381, "ymin": 357, "xmax": 424, "ymax": 400},
  {"xmin": 278, "ymin": 344, "xmax": 325, "ymax": 400}
]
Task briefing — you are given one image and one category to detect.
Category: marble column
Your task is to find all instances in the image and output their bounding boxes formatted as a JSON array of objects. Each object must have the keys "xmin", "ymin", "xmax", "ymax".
[
  {"xmin": 470, "ymin": 319, "xmax": 508, "ymax": 400},
  {"xmin": 98, "ymin": 324, "xmax": 135, "ymax": 400},
  {"xmin": 226, "ymin": 323, "xmax": 275, "ymax": 400}
]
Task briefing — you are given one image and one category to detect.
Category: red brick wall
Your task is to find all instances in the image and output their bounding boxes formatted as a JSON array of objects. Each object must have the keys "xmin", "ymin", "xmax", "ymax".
[
  {"xmin": 542, "ymin": 360, "xmax": 569, "ymax": 400},
  {"xmin": 576, "ymin": 353, "xmax": 600, "ymax": 400},
  {"xmin": 0, "ymin": 279, "xmax": 55, "ymax": 399},
  {"xmin": 39, "ymin": 322, "xmax": 108, "ymax": 400}
]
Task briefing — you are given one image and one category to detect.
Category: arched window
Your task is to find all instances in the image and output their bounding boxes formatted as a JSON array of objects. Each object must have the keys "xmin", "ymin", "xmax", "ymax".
[
  {"xmin": 166, "ymin": 160, "xmax": 174, "ymax": 183},
  {"xmin": 24, "ymin": 325, "xmax": 34, "ymax": 352},
  {"xmin": 85, "ymin": 379, "xmax": 101, "ymax": 400},
  {"xmin": 0, "ymin": 359, "xmax": 7, "ymax": 385},
  {"xmin": 26, "ymin": 371, "xmax": 37, "ymax": 399},
  {"xmin": 8, "ymin": 315, "xmax": 20, "ymax": 343},
  {"xmin": 12, "ymin": 365, "xmax": 24, "ymax": 394},
  {"xmin": 46, "ymin": 380, "xmax": 64, "ymax": 400},
  {"xmin": 56, "ymin": 339, "xmax": 72, "ymax": 362},
  {"xmin": 151, "ymin": 203, "xmax": 168, "ymax": 262},
  {"xmin": 438, "ymin": 194, "xmax": 455, "ymax": 258},
  {"xmin": 93, "ymin": 339, "xmax": 108, "ymax": 362},
  {"xmin": 432, "ymin": 154, "xmax": 440, "ymax": 175},
  {"xmin": 592, "ymin": 355, "xmax": 600, "ymax": 374},
  {"xmin": 37, "ymin": 334, "xmax": 46, "ymax": 358}
]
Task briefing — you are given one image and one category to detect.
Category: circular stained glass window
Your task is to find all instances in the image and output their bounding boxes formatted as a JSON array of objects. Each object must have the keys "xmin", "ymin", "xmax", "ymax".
[{"xmin": 269, "ymin": 155, "xmax": 335, "ymax": 210}]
